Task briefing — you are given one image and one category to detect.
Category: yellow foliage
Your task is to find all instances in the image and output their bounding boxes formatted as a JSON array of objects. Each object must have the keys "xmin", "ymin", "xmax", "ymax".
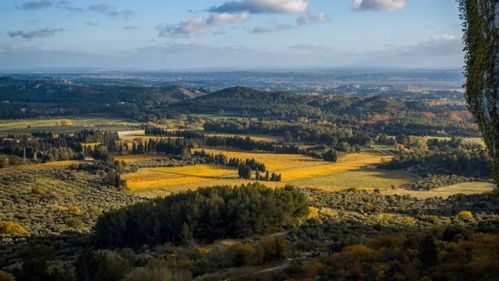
[
  {"xmin": 0, "ymin": 221, "xmax": 28, "ymax": 235},
  {"xmin": 457, "ymin": 210, "xmax": 474, "ymax": 219},
  {"xmin": 310, "ymin": 262, "xmax": 327, "ymax": 275},
  {"xmin": 366, "ymin": 203, "xmax": 375, "ymax": 212},
  {"xmin": 54, "ymin": 205, "xmax": 81, "ymax": 215},
  {"xmin": 320, "ymin": 208, "xmax": 337, "ymax": 219},
  {"xmin": 56, "ymin": 119, "xmax": 73, "ymax": 126},
  {"xmin": 32, "ymin": 187, "xmax": 50, "ymax": 196},
  {"xmin": 308, "ymin": 207, "xmax": 319, "ymax": 220},
  {"xmin": 0, "ymin": 270, "xmax": 15, "ymax": 281},
  {"xmin": 197, "ymin": 247, "xmax": 210, "ymax": 256}
]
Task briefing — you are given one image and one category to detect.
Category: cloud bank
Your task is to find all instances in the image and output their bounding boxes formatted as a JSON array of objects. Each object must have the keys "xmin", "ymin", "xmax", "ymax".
[
  {"xmin": 352, "ymin": 0, "xmax": 406, "ymax": 11},
  {"xmin": 296, "ymin": 12, "xmax": 329, "ymax": 26},
  {"xmin": 8, "ymin": 27, "xmax": 64, "ymax": 39},
  {"xmin": 157, "ymin": 17, "xmax": 208, "ymax": 38},
  {"xmin": 20, "ymin": 0, "xmax": 52, "ymax": 10},
  {"xmin": 209, "ymin": 0, "xmax": 308, "ymax": 14}
]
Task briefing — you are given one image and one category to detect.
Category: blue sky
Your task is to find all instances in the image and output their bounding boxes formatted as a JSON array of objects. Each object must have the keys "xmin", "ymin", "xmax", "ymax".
[{"xmin": 0, "ymin": 0, "xmax": 464, "ymax": 70}]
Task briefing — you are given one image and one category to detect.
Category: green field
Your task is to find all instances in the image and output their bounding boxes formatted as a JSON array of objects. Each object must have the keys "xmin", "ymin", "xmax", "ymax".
[{"xmin": 0, "ymin": 115, "xmax": 141, "ymax": 133}]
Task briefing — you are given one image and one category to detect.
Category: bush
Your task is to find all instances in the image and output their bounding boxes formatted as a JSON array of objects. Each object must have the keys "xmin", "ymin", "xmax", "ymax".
[
  {"xmin": 65, "ymin": 218, "xmax": 84, "ymax": 229},
  {"xmin": 260, "ymin": 236, "xmax": 290, "ymax": 262},
  {"xmin": 76, "ymin": 250, "xmax": 130, "ymax": 281},
  {"xmin": 457, "ymin": 210, "xmax": 474, "ymax": 219},
  {"xmin": 0, "ymin": 271, "xmax": 15, "ymax": 281},
  {"xmin": 0, "ymin": 221, "xmax": 28, "ymax": 235},
  {"xmin": 224, "ymin": 243, "xmax": 255, "ymax": 267}
]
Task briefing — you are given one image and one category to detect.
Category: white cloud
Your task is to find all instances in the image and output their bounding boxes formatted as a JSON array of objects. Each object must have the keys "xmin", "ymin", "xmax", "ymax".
[
  {"xmin": 207, "ymin": 12, "xmax": 250, "ymax": 24},
  {"xmin": 352, "ymin": 0, "xmax": 406, "ymax": 11},
  {"xmin": 159, "ymin": 12, "xmax": 249, "ymax": 38},
  {"xmin": 209, "ymin": 0, "xmax": 308, "ymax": 14},
  {"xmin": 157, "ymin": 17, "xmax": 208, "ymax": 38},
  {"xmin": 296, "ymin": 12, "xmax": 329, "ymax": 26}
]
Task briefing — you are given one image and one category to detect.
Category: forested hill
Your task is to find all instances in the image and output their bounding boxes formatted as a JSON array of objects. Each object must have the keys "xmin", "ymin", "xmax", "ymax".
[
  {"xmin": 0, "ymin": 79, "xmax": 459, "ymax": 122},
  {"xmin": 0, "ymin": 78, "xmax": 204, "ymax": 105},
  {"xmin": 0, "ymin": 77, "xmax": 205, "ymax": 119},
  {"xmin": 171, "ymin": 86, "xmax": 415, "ymax": 118}
]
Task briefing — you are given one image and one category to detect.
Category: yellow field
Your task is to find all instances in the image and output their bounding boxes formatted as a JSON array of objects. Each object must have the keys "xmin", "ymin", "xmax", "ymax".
[
  {"xmin": 124, "ymin": 164, "xmax": 237, "ymax": 192},
  {"xmin": 115, "ymin": 154, "xmax": 165, "ymax": 163},
  {"xmin": 383, "ymin": 181, "xmax": 496, "ymax": 199},
  {"xmin": 118, "ymin": 130, "xmax": 164, "ymax": 142},
  {"xmin": 0, "ymin": 160, "xmax": 79, "ymax": 175},
  {"xmin": 0, "ymin": 117, "xmax": 139, "ymax": 132},
  {"xmin": 204, "ymin": 133, "xmax": 280, "ymax": 143},
  {"xmin": 126, "ymin": 149, "xmax": 412, "ymax": 197},
  {"xmin": 123, "ymin": 148, "xmax": 494, "ymax": 199}
]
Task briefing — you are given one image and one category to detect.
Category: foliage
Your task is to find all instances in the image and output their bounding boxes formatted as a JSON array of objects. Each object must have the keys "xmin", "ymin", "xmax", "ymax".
[
  {"xmin": 0, "ymin": 221, "xmax": 27, "ymax": 235},
  {"xmin": 458, "ymin": 0, "xmax": 499, "ymax": 185},
  {"xmin": 94, "ymin": 183, "xmax": 309, "ymax": 247},
  {"xmin": 382, "ymin": 137, "xmax": 492, "ymax": 178},
  {"xmin": 0, "ymin": 271, "xmax": 15, "ymax": 281}
]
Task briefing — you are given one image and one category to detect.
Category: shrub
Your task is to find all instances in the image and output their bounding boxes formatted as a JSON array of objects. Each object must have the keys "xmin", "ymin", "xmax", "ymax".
[
  {"xmin": 196, "ymin": 247, "xmax": 210, "ymax": 256},
  {"xmin": 122, "ymin": 267, "xmax": 172, "ymax": 281},
  {"xmin": 457, "ymin": 210, "xmax": 474, "ymax": 219},
  {"xmin": 76, "ymin": 250, "xmax": 130, "ymax": 281},
  {"xmin": 65, "ymin": 218, "xmax": 84, "ymax": 229},
  {"xmin": 0, "ymin": 221, "xmax": 28, "ymax": 235},
  {"xmin": 32, "ymin": 187, "xmax": 50, "ymax": 196},
  {"xmin": 224, "ymin": 242, "xmax": 255, "ymax": 267},
  {"xmin": 260, "ymin": 236, "xmax": 290, "ymax": 262},
  {"xmin": 0, "ymin": 271, "xmax": 15, "ymax": 281}
]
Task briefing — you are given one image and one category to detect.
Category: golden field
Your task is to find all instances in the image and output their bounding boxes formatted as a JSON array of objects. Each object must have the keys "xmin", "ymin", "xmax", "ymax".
[
  {"xmin": 383, "ymin": 181, "xmax": 495, "ymax": 199},
  {"xmin": 125, "ymin": 149, "xmax": 416, "ymax": 197},
  {"xmin": 115, "ymin": 154, "xmax": 165, "ymax": 163},
  {"xmin": 204, "ymin": 133, "xmax": 280, "ymax": 143}
]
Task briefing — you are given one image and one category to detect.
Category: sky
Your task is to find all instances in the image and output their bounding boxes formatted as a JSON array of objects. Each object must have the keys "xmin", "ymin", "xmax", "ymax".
[{"xmin": 0, "ymin": 0, "xmax": 465, "ymax": 70}]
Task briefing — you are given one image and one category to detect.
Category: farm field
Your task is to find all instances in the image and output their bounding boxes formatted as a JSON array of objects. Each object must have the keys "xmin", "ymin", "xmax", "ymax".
[
  {"xmin": 0, "ymin": 116, "xmax": 140, "ymax": 134},
  {"xmin": 383, "ymin": 181, "xmax": 496, "ymax": 199},
  {"xmin": 204, "ymin": 132, "xmax": 281, "ymax": 143},
  {"xmin": 118, "ymin": 130, "xmax": 163, "ymax": 142},
  {"xmin": 125, "ymin": 149, "xmax": 417, "ymax": 197},
  {"xmin": 114, "ymin": 154, "xmax": 166, "ymax": 163}
]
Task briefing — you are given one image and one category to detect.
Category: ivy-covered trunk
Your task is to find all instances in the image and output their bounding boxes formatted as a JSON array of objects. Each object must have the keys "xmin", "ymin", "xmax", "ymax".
[{"xmin": 459, "ymin": 0, "xmax": 498, "ymax": 186}]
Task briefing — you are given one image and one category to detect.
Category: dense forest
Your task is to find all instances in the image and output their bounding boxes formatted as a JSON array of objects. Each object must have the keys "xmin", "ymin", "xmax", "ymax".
[{"xmin": 94, "ymin": 184, "xmax": 308, "ymax": 247}]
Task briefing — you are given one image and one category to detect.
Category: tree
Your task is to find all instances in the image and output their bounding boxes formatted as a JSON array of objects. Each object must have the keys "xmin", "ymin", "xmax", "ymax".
[
  {"xmin": 459, "ymin": 0, "xmax": 499, "ymax": 186},
  {"xmin": 420, "ymin": 235, "xmax": 438, "ymax": 268},
  {"xmin": 238, "ymin": 165, "xmax": 252, "ymax": 180},
  {"xmin": 0, "ymin": 156, "xmax": 8, "ymax": 168}
]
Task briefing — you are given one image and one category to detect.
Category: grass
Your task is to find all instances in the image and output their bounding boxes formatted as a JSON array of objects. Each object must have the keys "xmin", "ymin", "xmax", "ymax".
[
  {"xmin": 384, "ymin": 181, "xmax": 496, "ymax": 199},
  {"xmin": 118, "ymin": 130, "xmax": 164, "ymax": 142},
  {"xmin": 0, "ymin": 116, "xmax": 139, "ymax": 133},
  {"xmin": 115, "ymin": 154, "xmax": 165, "ymax": 163},
  {"xmin": 288, "ymin": 169, "xmax": 412, "ymax": 192},
  {"xmin": 204, "ymin": 132, "xmax": 280, "ymax": 143}
]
